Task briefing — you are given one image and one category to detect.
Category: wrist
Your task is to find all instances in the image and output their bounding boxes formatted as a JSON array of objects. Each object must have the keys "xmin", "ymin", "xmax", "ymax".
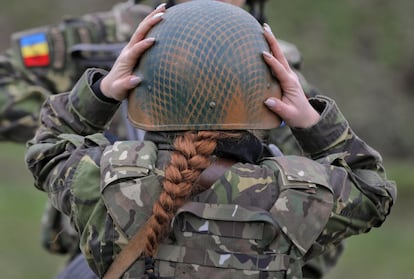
[
  {"xmin": 301, "ymin": 108, "xmax": 321, "ymax": 128},
  {"xmin": 291, "ymin": 96, "xmax": 348, "ymax": 154},
  {"xmin": 94, "ymin": 76, "xmax": 119, "ymax": 104}
]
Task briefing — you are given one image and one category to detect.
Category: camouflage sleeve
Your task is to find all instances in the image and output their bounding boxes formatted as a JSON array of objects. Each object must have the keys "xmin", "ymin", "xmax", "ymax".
[
  {"xmin": 291, "ymin": 95, "xmax": 396, "ymax": 242},
  {"xmin": 196, "ymin": 95, "xmax": 395, "ymax": 267},
  {"xmin": 25, "ymin": 68, "xmax": 125, "ymax": 275},
  {"xmin": 292, "ymin": 95, "xmax": 390, "ymax": 172},
  {"xmin": 26, "ymin": 68, "xmax": 119, "ymax": 210}
]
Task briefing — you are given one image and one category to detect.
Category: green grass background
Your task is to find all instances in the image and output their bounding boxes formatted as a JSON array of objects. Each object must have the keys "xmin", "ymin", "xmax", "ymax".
[
  {"xmin": 1, "ymin": 143, "xmax": 413, "ymax": 278},
  {"xmin": 0, "ymin": 143, "xmax": 68, "ymax": 278}
]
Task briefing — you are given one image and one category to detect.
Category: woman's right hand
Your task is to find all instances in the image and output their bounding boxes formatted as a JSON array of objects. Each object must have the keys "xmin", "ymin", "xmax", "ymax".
[
  {"xmin": 262, "ymin": 23, "xmax": 321, "ymax": 129},
  {"xmin": 100, "ymin": 4, "xmax": 166, "ymax": 101}
]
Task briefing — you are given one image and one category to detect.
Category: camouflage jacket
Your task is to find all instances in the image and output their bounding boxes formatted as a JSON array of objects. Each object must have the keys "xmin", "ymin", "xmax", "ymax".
[
  {"xmin": 0, "ymin": 1, "xmax": 152, "ymax": 142},
  {"xmin": 26, "ymin": 69, "xmax": 396, "ymax": 278}
]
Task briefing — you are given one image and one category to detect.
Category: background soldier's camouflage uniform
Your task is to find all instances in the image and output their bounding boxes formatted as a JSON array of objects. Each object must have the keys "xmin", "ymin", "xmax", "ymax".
[
  {"xmin": 0, "ymin": 0, "xmax": 153, "ymax": 258},
  {"xmin": 0, "ymin": 1, "xmax": 153, "ymax": 143},
  {"xmin": 25, "ymin": 68, "xmax": 396, "ymax": 278}
]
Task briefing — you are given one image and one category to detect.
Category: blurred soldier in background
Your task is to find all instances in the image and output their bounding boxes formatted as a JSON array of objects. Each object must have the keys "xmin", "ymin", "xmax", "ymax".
[
  {"xmin": 0, "ymin": 0, "xmax": 153, "ymax": 143},
  {"xmin": 0, "ymin": 0, "xmax": 339, "ymax": 278}
]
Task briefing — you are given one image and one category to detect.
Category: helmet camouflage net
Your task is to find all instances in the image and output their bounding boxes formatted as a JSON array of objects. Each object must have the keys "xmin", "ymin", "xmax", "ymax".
[{"xmin": 128, "ymin": 0, "xmax": 281, "ymax": 131}]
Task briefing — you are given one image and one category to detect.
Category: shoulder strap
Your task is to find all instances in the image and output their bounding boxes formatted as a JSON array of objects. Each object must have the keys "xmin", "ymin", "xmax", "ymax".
[{"xmin": 103, "ymin": 219, "xmax": 151, "ymax": 279}]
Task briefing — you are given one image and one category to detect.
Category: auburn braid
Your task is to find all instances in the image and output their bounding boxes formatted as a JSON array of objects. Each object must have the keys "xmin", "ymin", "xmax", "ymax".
[{"xmin": 143, "ymin": 131, "xmax": 242, "ymax": 256}]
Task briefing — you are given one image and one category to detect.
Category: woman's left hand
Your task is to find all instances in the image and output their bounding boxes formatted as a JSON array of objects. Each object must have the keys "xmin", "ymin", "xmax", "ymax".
[
  {"xmin": 262, "ymin": 23, "xmax": 320, "ymax": 129},
  {"xmin": 100, "ymin": 4, "xmax": 166, "ymax": 101}
]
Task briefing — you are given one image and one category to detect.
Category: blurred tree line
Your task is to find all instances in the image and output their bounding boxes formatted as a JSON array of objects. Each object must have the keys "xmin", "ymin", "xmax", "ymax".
[{"xmin": 0, "ymin": 0, "xmax": 413, "ymax": 159}]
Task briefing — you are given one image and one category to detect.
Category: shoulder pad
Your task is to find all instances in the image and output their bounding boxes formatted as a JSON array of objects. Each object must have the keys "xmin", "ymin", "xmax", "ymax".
[
  {"xmin": 11, "ymin": 25, "xmax": 74, "ymax": 93},
  {"xmin": 100, "ymin": 140, "xmax": 161, "ymax": 238},
  {"xmin": 100, "ymin": 140, "xmax": 157, "ymax": 187},
  {"xmin": 263, "ymin": 156, "xmax": 334, "ymax": 255}
]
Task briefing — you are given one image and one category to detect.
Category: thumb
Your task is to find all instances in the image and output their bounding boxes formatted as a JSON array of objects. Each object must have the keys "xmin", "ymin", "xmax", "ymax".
[
  {"xmin": 104, "ymin": 75, "xmax": 142, "ymax": 101},
  {"xmin": 128, "ymin": 75, "xmax": 142, "ymax": 88},
  {"xmin": 264, "ymin": 98, "xmax": 288, "ymax": 117}
]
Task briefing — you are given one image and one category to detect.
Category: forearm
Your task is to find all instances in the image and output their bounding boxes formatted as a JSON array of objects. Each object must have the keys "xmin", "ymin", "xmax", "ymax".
[
  {"xmin": 291, "ymin": 95, "xmax": 396, "ymax": 241},
  {"xmin": 26, "ymin": 68, "xmax": 120, "ymax": 211},
  {"xmin": 36, "ymin": 68, "xmax": 119, "ymax": 137},
  {"xmin": 292, "ymin": 95, "xmax": 387, "ymax": 173}
]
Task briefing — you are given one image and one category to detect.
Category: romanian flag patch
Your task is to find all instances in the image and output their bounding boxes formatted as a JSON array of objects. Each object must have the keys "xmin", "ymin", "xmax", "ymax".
[{"xmin": 20, "ymin": 32, "xmax": 50, "ymax": 67}]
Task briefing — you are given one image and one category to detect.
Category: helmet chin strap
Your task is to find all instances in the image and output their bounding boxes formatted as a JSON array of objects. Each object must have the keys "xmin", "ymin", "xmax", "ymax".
[
  {"xmin": 166, "ymin": 0, "xmax": 176, "ymax": 8},
  {"xmin": 246, "ymin": 0, "xmax": 267, "ymax": 24}
]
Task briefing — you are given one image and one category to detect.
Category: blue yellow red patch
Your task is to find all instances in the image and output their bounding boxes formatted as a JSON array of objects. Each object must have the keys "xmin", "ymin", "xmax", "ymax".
[{"xmin": 20, "ymin": 32, "xmax": 50, "ymax": 67}]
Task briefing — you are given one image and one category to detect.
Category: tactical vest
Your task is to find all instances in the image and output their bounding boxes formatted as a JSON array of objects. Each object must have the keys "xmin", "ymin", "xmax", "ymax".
[{"xmin": 100, "ymin": 141, "xmax": 333, "ymax": 279}]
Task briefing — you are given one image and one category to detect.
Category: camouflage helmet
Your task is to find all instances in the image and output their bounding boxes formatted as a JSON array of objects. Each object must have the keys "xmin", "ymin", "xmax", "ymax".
[{"xmin": 128, "ymin": 0, "xmax": 281, "ymax": 131}]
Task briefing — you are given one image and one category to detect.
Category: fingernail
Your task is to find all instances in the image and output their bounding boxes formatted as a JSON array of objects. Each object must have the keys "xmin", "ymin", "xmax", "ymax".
[
  {"xmin": 262, "ymin": 51, "xmax": 273, "ymax": 59},
  {"xmin": 130, "ymin": 76, "xmax": 142, "ymax": 87},
  {"xmin": 264, "ymin": 98, "xmax": 277, "ymax": 107},
  {"xmin": 152, "ymin": 12, "xmax": 164, "ymax": 19},
  {"xmin": 145, "ymin": 37, "xmax": 156, "ymax": 43},
  {"xmin": 155, "ymin": 3, "xmax": 166, "ymax": 10},
  {"xmin": 263, "ymin": 23, "xmax": 273, "ymax": 35}
]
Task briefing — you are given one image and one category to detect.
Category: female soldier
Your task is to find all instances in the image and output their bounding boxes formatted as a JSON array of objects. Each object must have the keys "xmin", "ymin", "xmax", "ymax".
[{"xmin": 26, "ymin": 2, "xmax": 395, "ymax": 278}]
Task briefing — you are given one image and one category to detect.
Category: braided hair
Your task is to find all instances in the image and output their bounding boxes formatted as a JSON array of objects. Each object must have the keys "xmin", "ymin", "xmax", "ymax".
[{"xmin": 139, "ymin": 131, "xmax": 243, "ymax": 256}]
